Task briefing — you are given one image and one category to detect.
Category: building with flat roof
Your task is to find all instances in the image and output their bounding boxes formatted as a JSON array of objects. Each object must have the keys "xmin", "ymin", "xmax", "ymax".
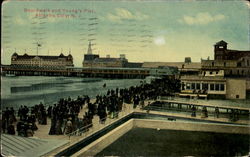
[
  {"xmin": 180, "ymin": 71, "xmax": 246, "ymax": 99},
  {"xmin": 82, "ymin": 42, "xmax": 143, "ymax": 68},
  {"xmin": 202, "ymin": 40, "xmax": 250, "ymax": 77},
  {"xmin": 214, "ymin": 40, "xmax": 250, "ymax": 61},
  {"xmin": 179, "ymin": 41, "xmax": 250, "ymax": 99},
  {"xmin": 82, "ymin": 42, "xmax": 129, "ymax": 68},
  {"xmin": 142, "ymin": 61, "xmax": 201, "ymax": 76}
]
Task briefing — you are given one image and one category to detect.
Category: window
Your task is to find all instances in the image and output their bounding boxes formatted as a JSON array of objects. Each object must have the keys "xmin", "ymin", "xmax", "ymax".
[
  {"xmin": 224, "ymin": 62, "xmax": 226, "ymax": 67},
  {"xmin": 186, "ymin": 83, "xmax": 191, "ymax": 90},
  {"xmin": 220, "ymin": 84, "xmax": 225, "ymax": 91},
  {"xmin": 210, "ymin": 71, "xmax": 213, "ymax": 75},
  {"xmin": 236, "ymin": 95, "xmax": 239, "ymax": 99},
  {"xmin": 215, "ymin": 84, "xmax": 220, "ymax": 91},
  {"xmin": 202, "ymin": 83, "xmax": 208, "ymax": 90},
  {"xmin": 196, "ymin": 83, "xmax": 200, "ymax": 90},
  {"xmin": 212, "ymin": 62, "xmax": 214, "ymax": 67},
  {"xmin": 216, "ymin": 71, "xmax": 219, "ymax": 74},
  {"xmin": 191, "ymin": 83, "xmax": 196, "ymax": 89},
  {"xmin": 210, "ymin": 84, "xmax": 214, "ymax": 91}
]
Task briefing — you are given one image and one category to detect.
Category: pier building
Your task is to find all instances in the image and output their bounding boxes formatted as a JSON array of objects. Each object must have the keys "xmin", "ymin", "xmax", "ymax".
[
  {"xmin": 82, "ymin": 42, "xmax": 142, "ymax": 68},
  {"xmin": 11, "ymin": 53, "xmax": 74, "ymax": 67},
  {"xmin": 142, "ymin": 61, "xmax": 201, "ymax": 76},
  {"xmin": 82, "ymin": 42, "xmax": 129, "ymax": 68}
]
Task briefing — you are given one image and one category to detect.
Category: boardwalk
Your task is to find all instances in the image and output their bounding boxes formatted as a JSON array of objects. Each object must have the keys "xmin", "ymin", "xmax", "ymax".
[{"xmin": 3, "ymin": 99, "xmax": 250, "ymax": 156}]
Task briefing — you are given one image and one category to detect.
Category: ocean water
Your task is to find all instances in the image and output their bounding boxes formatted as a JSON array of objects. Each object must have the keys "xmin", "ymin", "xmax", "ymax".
[
  {"xmin": 1, "ymin": 76, "xmax": 142, "ymax": 109},
  {"xmin": 1, "ymin": 76, "xmax": 249, "ymax": 109}
]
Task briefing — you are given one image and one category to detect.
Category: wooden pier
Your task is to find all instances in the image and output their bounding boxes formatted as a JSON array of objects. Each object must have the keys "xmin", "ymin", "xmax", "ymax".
[{"xmin": 1, "ymin": 65, "xmax": 150, "ymax": 79}]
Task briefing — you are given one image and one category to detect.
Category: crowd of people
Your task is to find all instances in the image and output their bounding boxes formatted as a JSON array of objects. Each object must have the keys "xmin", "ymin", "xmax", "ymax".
[
  {"xmin": 2, "ymin": 77, "xmax": 242, "ymax": 137},
  {"xmin": 1, "ymin": 77, "xmax": 179, "ymax": 137},
  {"xmin": 2, "ymin": 107, "xmax": 16, "ymax": 135}
]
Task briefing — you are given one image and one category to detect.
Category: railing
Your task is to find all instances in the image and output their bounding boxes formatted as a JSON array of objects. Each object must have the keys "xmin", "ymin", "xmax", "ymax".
[
  {"xmin": 66, "ymin": 104, "xmax": 134, "ymax": 141},
  {"xmin": 145, "ymin": 103, "xmax": 249, "ymax": 122}
]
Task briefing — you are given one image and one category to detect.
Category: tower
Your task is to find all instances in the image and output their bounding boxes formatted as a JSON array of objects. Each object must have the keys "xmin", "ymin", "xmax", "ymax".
[
  {"xmin": 87, "ymin": 41, "xmax": 92, "ymax": 54},
  {"xmin": 83, "ymin": 42, "xmax": 99, "ymax": 64},
  {"xmin": 214, "ymin": 40, "xmax": 227, "ymax": 60}
]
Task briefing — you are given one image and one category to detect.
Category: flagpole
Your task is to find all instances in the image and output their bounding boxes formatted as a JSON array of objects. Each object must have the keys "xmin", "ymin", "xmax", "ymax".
[{"xmin": 37, "ymin": 42, "xmax": 38, "ymax": 56}]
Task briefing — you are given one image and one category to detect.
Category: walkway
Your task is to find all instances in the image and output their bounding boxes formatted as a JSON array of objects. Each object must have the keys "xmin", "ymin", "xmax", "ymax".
[{"xmin": 3, "ymin": 99, "xmax": 250, "ymax": 156}]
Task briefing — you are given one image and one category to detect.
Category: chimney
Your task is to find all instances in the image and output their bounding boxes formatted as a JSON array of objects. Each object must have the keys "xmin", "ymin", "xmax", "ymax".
[{"xmin": 120, "ymin": 54, "xmax": 126, "ymax": 59}]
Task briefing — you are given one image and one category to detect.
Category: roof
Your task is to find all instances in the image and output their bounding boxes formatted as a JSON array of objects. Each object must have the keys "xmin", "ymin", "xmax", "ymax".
[
  {"xmin": 93, "ymin": 57, "xmax": 123, "ymax": 63},
  {"xmin": 1, "ymin": 134, "xmax": 68, "ymax": 157},
  {"xmin": 142, "ymin": 62, "xmax": 201, "ymax": 69},
  {"xmin": 125, "ymin": 62, "xmax": 143, "ymax": 68},
  {"xmin": 227, "ymin": 49, "xmax": 250, "ymax": 54},
  {"xmin": 12, "ymin": 53, "xmax": 18, "ymax": 56},
  {"xmin": 181, "ymin": 75, "xmax": 226, "ymax": 81},
  {"xmin": 12, "ymin": 53, "xmax": 72, "ymax": 60},
  {"xmin": 215, "ymin": 40, "xmax": 227, "ymax": 46}
]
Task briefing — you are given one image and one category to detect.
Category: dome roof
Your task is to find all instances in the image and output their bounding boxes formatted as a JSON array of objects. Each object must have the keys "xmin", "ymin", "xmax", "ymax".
[
  {"xmin": 12, "ymin": 52, "xmax": 18, "ymax": 56},
  {"xmin": 59, "ymin": 53, "xmax": 65, "ymax": 57}
]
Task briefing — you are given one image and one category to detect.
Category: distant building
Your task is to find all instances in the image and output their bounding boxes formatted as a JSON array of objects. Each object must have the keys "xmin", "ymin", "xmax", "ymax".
[
  {"xmin": 202, "ymin": 40, "xmax": 250, "ymax": 77},
  {"xmin": 214, "ymin": 40, "xmax": 250, "ymax": 60},
  {"xmin": 142, "ymin": 61, "xmax": 201, "ymax": 76},
  {"xmin": 179, "ymin": 41, "xmax": 250, "ymax": 99},
  {"xmin": 11, "ymin": 53, "xmax": 74, "ymax": 67},
  {"xmin": 149, "ymin": 66, "xmax": 179, "ymax": 78},
  {"xmin": 180, "ymin": 70, "xmax": 247, "ymax": 99},
  {"xmin": 184, "ymin": 57, "xmax": 192, "ymax": 63},
  {"xmin": 82, "ymin": 42, "xmax": 129, "ymax": 68}
]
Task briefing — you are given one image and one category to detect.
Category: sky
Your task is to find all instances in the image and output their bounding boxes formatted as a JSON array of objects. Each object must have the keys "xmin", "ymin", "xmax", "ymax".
[{"xmin": 1, "ymin": 0, "xmax": 250, "ymax": 67}]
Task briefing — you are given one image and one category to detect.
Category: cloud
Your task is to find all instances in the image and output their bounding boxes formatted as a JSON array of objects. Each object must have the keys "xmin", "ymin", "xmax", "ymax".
[
  {"xmin": 107, "ymin": 8, "xmax": 149, "ymax": 22},
  {"xmin": 154, "ymin": 36, "xmax": 166, "ymax": 46},
  {"xmin": 178, "ymin": 12, "xmax": 225, "ymax": 25}
]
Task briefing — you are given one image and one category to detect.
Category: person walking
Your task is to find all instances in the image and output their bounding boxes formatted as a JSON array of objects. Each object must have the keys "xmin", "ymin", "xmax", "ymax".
[
  {"xmin": 64, "ymin": 118, "xmax": 73, "ymax": 135},
  {"xmin": 215, "ymin": 107, "xmax": 219, "ymax": 118}
]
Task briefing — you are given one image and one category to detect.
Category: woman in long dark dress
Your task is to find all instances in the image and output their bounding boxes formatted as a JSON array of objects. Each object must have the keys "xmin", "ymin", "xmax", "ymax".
[{"xmin": 49, "ymin": 117, "xmax": 56, "ymax": 135}]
